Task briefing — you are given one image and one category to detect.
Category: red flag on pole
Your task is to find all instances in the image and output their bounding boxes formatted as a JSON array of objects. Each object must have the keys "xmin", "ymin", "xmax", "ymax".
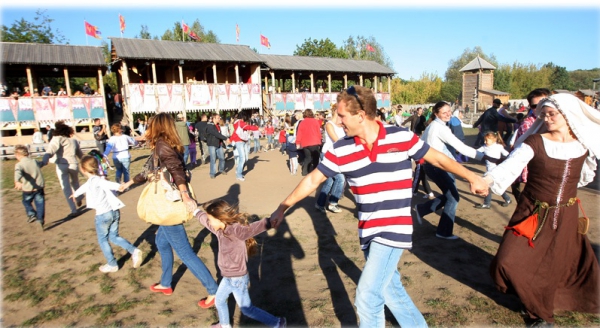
[
  {"xmin": 260, "ymin": 34, "xmax": 271, "ymax": 49},
  {"xmin": 366, "ymin": 44, "xmax": 375, "ymax": 52},
  {"xmin": 84, "ymin": 21, "xmax": 102, "ymax": 39},
  {"xmin": 119, "ymin": 14, "xmax": 126, "ymax": 34},
  {"xmin": 189, "ymin": 31, "xmax": 200, "ymax": 41},
  {"xmin": 182, "ymin": 21, "xmax": 189, "ymax": 34},
  {"xmin": 236, "ymin": 24, "xmax": 240, "ymax": 42}
]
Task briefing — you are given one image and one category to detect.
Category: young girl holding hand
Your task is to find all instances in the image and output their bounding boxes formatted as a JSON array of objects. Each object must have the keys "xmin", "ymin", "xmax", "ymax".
[{"xmin": 194, "ymin": 200, "xmax": 286, "ymax": 328}]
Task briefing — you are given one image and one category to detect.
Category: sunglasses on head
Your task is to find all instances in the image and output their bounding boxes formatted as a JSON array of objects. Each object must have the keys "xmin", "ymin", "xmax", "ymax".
[{"xmin": 346, "ymin": 86, "xmax": 365, "ymax": 112}]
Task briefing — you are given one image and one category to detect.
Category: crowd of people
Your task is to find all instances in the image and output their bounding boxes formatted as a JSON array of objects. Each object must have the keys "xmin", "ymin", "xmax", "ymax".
[{"xmin": 12, "ymin": 85, "xmax": 600, "ymax": 327}]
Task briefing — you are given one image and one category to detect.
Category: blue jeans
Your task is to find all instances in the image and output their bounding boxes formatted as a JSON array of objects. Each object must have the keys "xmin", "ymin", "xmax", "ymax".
[
  {"xmin": 253, "ymin": 138, "xmax": 261, "ymax": 153},
  {"xmin": 421, "ymin": 163, "xmax": 459, "ymax": 237},
  {"xmin": 355, "ymin": 242, "xmax": 427, "ymax": 328},
  {"xmin": 113, "ymin": 157, "xmax": 131, "ymax": 183},
  {"xmin": 155, "ymin": 225, "xmax": 218, "ymax": 294},
  {"xmin": 267, "ymin": 135, "xmax": 273, "ymax": 148},
  {"xmin": 183, "ymin": 145, "xmax": 190, "ymax": 165},
  {"xmin": 235, "ymin": 141, "xmax": 247, "ymax": 179},
  {"xmin": 215, "ymin": 274, "xmax": 279, "ymax": 327},
  {"xmin": 95, "ymin": 210, "xmax": 136, "ymax": 267},
  {"xmin": 22, "ymin": 189, "xmax": 45, "ymax": 223},
  {"xmin": 316, "ymin": 173, "xmax": 345, "ymax": 207},
  {"xmin": 483, "ymin": 188, "xmax": 510, "ymax": 205},
  {"xmin": 208, "ymin": 145, "xmax": 225, "ymax": 177}
]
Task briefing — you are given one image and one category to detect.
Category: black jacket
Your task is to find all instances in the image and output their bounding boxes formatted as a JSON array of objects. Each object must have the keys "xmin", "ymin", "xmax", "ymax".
[
  {"xmin": 195, "ymin": 121, "xmax": 208, "ymax": 142},
  {"xmin": 473, "ymin": 106, "xmax": 516, "ymax": 133},
  {"xmin": 205, "ymin": 122, "xmax": 228, "ymax": 147}
]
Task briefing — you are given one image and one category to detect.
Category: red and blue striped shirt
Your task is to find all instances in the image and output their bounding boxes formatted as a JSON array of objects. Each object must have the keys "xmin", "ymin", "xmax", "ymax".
[{"xmin": 317, "ymin": 121, "xmax": 429, "ymax": 250}]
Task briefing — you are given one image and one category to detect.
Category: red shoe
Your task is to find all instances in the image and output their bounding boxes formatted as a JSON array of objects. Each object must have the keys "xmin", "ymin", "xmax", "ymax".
[
  {"xmin": 149, "ymin": 283, "xmax": 173, "ymax": 295},
  {"xmin": 198, "ymin": 297, "xmax": 215, "ymax": 308}
]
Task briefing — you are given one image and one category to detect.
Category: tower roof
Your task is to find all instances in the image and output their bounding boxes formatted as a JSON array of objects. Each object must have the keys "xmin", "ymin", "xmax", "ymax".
[{"xmin": 460, "ymin": 56, "xmax": 496, "ymax": 72}]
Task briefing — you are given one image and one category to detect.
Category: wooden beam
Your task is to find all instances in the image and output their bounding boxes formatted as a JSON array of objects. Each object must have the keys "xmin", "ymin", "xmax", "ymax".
[
  {"xmin": 178, "ymin": 65, "xmax": 184, "ymax": 83},
  {"xmin": 235, "ymin": 64, "xmax": 240, "ymax": 84},
  {"xmin": 63, "ymin": 68, "xmax": 71, "ymax": 96},
  {"xmin": 213, "ymin": 63, "xmax": 217, "ymax": 84},
  {"xmin": 152, "ymin": 61, "xmax": 157, "ymax": 84},
  {"xmin": 328, "ymin": 74, "xmax": 331, "ymax": 93},
  {"xmin": 344, "ymin": 74, "xmax": 348, "ymax": 89},
  {"xmin": 310, "ymin": 73, "xmax": 314, "ymax": 93},
  {"xmin": 26, "ymin": 67, "xmax": 34, "ymax": 96}
]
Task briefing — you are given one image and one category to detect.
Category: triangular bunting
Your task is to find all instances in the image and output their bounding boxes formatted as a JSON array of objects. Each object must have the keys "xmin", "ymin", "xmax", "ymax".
[
  {"xmin": 9, "ymin": 99, "xmax": 19, "ymax": 120},
  {"xmin": 320, "ymin": 93, "xmax": 324, "ymax": 103},
  {"xmin": 225, "ymin": 84, "xmax": 231, "ymax": 100},
  {"xmin": 167, "ymin": 84, "xmax": 173, "ymax": 101},
  {"xmin": 208, "ymin": 85, "xmax": 214, "ymax": 100},
  {"xmin": 302, "ymin": 93, "xmax": 307, "ymax": 107},
  {"xmin": 186, "ymin": 84, "xmax": 192, "ymax": 99},
  {"xmin": 83, "ymin": 98, "xmax": 92, "ymax": 117},
  {"xmin": 282, "ymin": 93, "xmax": 287, "ymax": 105},
  {"xmin": 139, "ymin": 84, "xmax": 145, "ymax": 98},
  {"xmin": 48, "ymin": 97, "xmax": 56, "ymax": 117}
]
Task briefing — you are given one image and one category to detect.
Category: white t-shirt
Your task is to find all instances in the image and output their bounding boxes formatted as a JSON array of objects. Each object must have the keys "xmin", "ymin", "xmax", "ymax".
[
  {"xmin": 321, "ymin": 121, "xmax": 346, "ymax": 154},
  {"xmin": 32, "ymin": 131, "xmax": 44, "ymax": 144}
]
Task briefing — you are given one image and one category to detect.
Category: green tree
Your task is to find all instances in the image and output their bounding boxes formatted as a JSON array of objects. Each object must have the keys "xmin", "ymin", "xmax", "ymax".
[
  {"xmin": 544, "ymin": 63, "xmax": 574, "ymax": 90},
  {"xmin": 494, "ymin": 64, "xmax": 512, "ymax": 94},
  {"xmin": 341, "ymin": 35, "xmax": 394, "ymax": 69},
  {"xmin": 569, "ymin": 68, "xmax": 600, "ymax": 90},
  {"xmin": 136, "ymin": 25, "xmax": 153, "ymax": 39},
  {"xmin": 294, "ymin": 38, "xmax": 347, "ymax": 58},
  {"xmin": 1, "ymin": 9, "xmax": 66, "ymax": 44},
  {"xmin": 161, "ymin": 19, "xmax": 220, "ymax": 43}
]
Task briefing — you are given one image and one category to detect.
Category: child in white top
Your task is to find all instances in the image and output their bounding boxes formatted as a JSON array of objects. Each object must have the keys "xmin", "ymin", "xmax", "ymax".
[
  {"xmin": 72, "ymin": 155, "xmax": 142, "ymax": 273},
  {"xmin": 194, "ymin": 200, "xmax": 285, "ymax": 328},
  {"xmin": 475, "ymin": 132, "xmax": 511, "ymax": 209}
]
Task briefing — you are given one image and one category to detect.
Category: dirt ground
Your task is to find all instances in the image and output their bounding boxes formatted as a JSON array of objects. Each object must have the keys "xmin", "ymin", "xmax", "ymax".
[{"xmin": 2, "ymin": 132, "xmax": 599, "ymax": 327}]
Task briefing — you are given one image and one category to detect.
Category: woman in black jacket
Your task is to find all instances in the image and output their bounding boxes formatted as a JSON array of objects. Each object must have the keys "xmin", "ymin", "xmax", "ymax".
[{"xmin": 205, "ymin": 113, "xmax": 229, "ymax": 179}]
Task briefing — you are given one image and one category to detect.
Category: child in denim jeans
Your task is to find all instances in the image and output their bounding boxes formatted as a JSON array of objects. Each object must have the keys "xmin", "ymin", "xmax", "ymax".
[
  {"xmin": 72, "ymin": 155, "xmax": 142, "ymax": 273},
  {"xmin": 194, "ymin": 199, "xmax": 285, "ymax": 328},
  {"xmin": 14, "ymin": 145, "xmax": 45, "ymax": 230}
]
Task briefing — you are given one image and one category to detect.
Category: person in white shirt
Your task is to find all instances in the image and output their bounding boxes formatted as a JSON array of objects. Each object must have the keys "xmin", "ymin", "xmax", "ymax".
[
  {"xmin": 394, "ymin": 105, "xmax": 404, "ymax": 127},
  {"xmin": 72, "ymin": 155, "xmax": 142, "ymax": 273},
  {"xmin": 415, "ymin": 101, "xmax": 484, "ymax": 240},
  {"xmin": 474, "ymin": 131, "xmax": 511, "ymax": 209},
  {"xmin": 32, "ymin": 128, "xmax": 45, "ymax": 152},
  {"xmin": 103, "ymin": 123, "xmax": 137, "ymax": 183}
]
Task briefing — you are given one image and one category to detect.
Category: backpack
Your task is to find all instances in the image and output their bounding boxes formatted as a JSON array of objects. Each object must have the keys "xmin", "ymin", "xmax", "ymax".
[{"xmin": 88, "ymin": 149, "xmax": 112, "ymax": 177}]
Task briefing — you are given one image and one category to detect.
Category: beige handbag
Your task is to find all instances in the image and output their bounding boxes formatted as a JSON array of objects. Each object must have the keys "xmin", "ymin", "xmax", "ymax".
[{"xmin": 137, "ymin": 153, "xmax": 195, "ymax": 226}]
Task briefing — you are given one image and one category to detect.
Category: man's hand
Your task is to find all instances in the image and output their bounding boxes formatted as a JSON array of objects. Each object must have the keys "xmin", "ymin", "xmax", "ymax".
[
  {"xmin": 269, "ymin": 207, "xmax": 286, "ymax": 229},
  {"xmin": 470, "ymin": 175, "xmax": 489, "ymax": 196},
  {"xmin": 14, "ymin": 182, "xmax": 23, "ymax": 190}
]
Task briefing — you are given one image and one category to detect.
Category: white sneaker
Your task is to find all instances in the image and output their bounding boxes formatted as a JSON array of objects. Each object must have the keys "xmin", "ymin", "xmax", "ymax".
[
  {"xmin": 327, "ymin": 204, "xmax": 342, "ymax": 213},
  {"xmin": 424, "ymin": 192, "xmax": 435, "ymax": 199},
  {"xmin": 132, "ymin": 249, "xmax": 143, "ymax": 268},
  {"xmin": 99, "ymin": 263, "xmax": 119, "ymax": 273}
]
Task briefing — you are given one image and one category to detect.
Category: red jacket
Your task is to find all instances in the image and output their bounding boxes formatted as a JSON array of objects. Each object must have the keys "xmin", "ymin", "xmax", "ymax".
[
  {"xmin": 265, "ymin": 125, "xmax": 275, "ymax": 135},
  {"xmin": 278, "ymin": 130, "xmax": 287, "ymax": 143},
  {"xmin": 229, "ymin": 120, "xmax": 258, "ymax": 143},
  {"xmin": 295, "ymin": 117, "xmax": 322, "ymax": 148}
]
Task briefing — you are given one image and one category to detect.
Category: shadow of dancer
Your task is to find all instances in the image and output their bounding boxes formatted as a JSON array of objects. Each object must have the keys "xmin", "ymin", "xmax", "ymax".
[
  {"xmin": 246, "ymin": 218, "xmax": 307, "ymax": 326},
  {"xmin": 306, "ymin": 196, "xmax": 362, "ymax": 326},
  {"xmin": 411, "ymin": 216, "xmax": 519, "ymax": 313}
]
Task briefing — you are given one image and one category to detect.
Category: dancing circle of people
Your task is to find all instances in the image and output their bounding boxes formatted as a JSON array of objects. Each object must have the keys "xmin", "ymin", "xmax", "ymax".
[{"xmin": 14, "ymin": 86, "xmax": 600, "ymax": 327}]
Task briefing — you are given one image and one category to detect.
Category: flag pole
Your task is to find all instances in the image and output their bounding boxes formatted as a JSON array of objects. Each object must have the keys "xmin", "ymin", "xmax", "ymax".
[{"xmin": 84, "ymin": 19, "xmax": 89, "ymax": 45}]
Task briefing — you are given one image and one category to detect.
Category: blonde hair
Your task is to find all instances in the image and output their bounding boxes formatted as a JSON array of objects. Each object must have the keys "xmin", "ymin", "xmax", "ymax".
[
  {"xmin": 80, "ymin": 155, "xmax": 100, "ymax": 175},
  {"xmin": 14, "ymin": 144, "xmax": 29, "ymax": 157},
  {"xmin": 144, "ymin": 113, "xmax": 184, "ymax": 154},
  {"xmin": 203, "ymin": 199, "xmax": 258, "ymax": 257}
]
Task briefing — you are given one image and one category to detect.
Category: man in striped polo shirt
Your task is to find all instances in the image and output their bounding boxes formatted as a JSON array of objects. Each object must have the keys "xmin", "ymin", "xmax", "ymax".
[{"xmin": 269, "ymin": 86, "xmax": 488, "ymax": 327}]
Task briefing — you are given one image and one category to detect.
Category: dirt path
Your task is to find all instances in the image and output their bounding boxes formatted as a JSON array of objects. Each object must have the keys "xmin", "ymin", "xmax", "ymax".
[{"xmin": 2, "ymin": 139, "xmax": 599, "ymax": 327}]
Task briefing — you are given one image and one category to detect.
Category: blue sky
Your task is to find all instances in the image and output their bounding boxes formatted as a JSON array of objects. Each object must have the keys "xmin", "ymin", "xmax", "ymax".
[{"xmin": 2, "ymin": 2, "xmax": 599, "ymax": 81}]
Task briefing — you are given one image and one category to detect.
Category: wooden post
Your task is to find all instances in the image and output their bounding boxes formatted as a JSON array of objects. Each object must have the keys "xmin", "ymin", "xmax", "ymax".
[
  {"xmin": 359, "ymin": 75, "xmax": 363, "ymax": 86},
  {"xmin": 235, "ymin": 64, "xmax": 240, "ymax": 84},
  {"xmin": 213, "ymin": 63, "xmax": 218, "ymax": 84},
  {"xmin": 63, "ymin": 68, "xmax": 71, "ymax": 96},
  {"xmin": 178, "ymin": 65, "xmax": 184, "ymax": 83},
  {"xmin": 310, "ymin": 73, "xmax": 314, "ymax": 93},
  {"xmin": 270, "ymin": 71, "xmax": 275, "ymax": 92},
  {"xmin": 292, "ymin": 73, "xmax": 296, "ymax": 93},
  {"xmin": 328, "ymin": 74, "xmax": 331, "ymax": 93},
  {"xmin": 374, "ymin": 76, "xmax": 378, "ymax": 93},
  {"xmin": 151, "ymin": 61, "xmax": 157, "ymax": 84},
  {"xmin": 26, "ymin": 67, "xmax": 34, "ymax": 96},
  {"xmin": 225, "ymin": 66, "xmax": 229, "ymax": 84},
  {"xmin": 344, "ymin": 74, "xmax": 348, "ymax": 89}
]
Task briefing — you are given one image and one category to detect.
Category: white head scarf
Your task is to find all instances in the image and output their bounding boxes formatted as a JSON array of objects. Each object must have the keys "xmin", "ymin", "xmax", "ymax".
[{"xmin": 514, "ymin": 93, "xmax": 600, "ymax": 186}]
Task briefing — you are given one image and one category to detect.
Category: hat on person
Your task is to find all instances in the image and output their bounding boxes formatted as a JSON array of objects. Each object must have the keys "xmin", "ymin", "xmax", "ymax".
[{"xmin": 493, "ymin": 99, "xmax": 502, "ymax": 105}]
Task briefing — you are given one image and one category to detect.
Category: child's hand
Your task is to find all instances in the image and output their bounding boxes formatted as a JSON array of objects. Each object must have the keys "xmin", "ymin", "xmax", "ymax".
[{"xmin": 68, "ymin": 194, "xmax": 76, "ymax": 200}]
